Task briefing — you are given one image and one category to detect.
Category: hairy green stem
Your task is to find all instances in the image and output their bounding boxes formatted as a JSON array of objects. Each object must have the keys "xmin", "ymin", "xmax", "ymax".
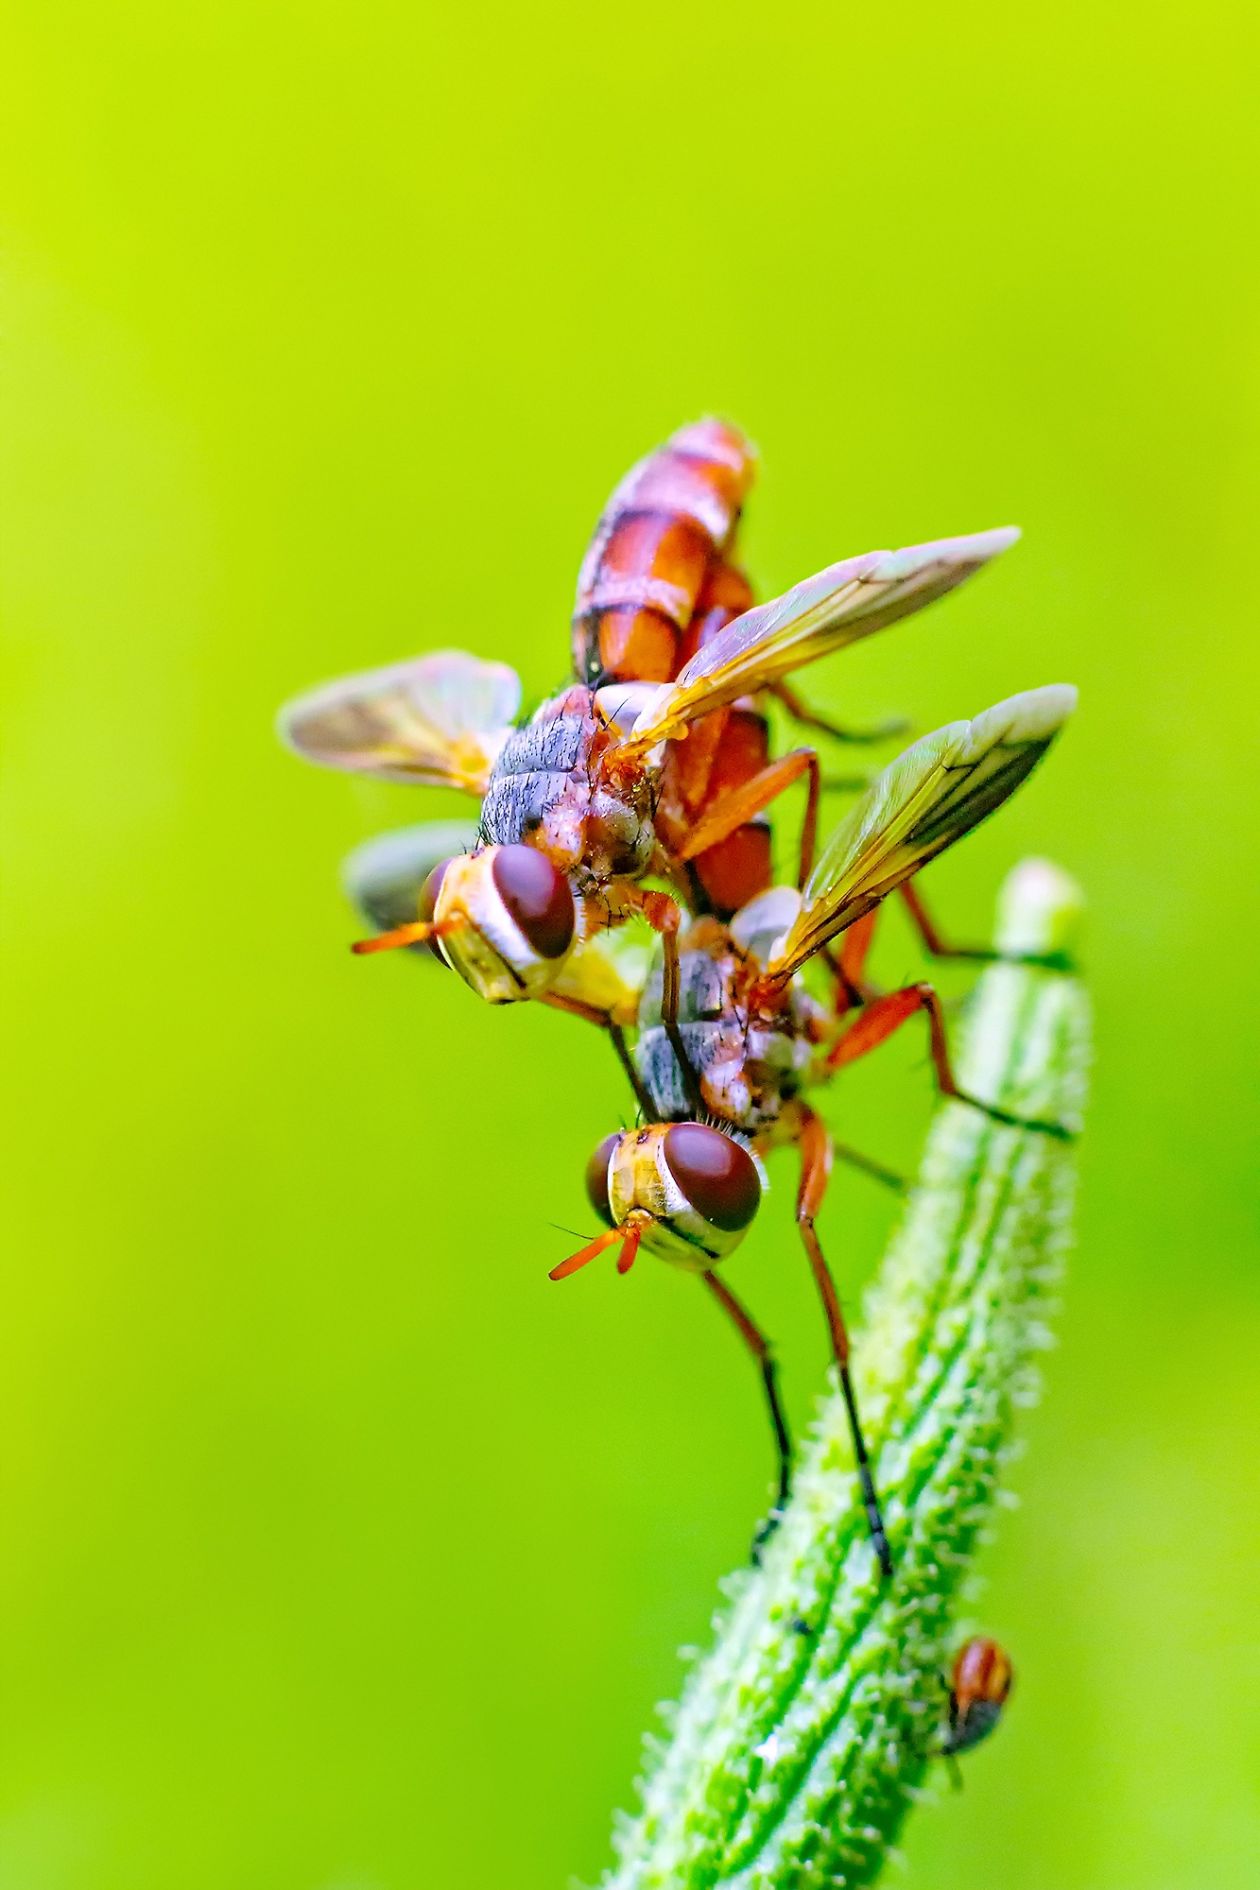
[{"xmin": 604, "ymin": 859, "xmax": 1089, "ymax": 1890}]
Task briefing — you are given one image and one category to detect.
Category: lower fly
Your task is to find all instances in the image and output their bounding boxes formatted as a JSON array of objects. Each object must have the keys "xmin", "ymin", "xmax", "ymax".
[{"xmin": 554, "ymin": 689, "xmax": 1078, "ymax": 1574}]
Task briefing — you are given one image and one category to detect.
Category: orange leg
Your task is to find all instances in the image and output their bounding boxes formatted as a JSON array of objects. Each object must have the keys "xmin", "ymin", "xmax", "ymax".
[
  {"xmin": 900, "ymin": 881, "xmax": 1072, "ymax": 971},
  {"xmin": 820, "ymin": 907, "xmax": 882, "ymax": 1014},
  {"xmin": 621, "ymin": 887, "xmax": 703, "ymax": 1117},
  {"xmin": 840, "ymin": 908, "xmax": 880, "ymax": 988},
  {"xmin": 678, "ymin": 748, "xmax": 821, "ymax": 888},
  {"xmin": 769, "ymin": 679, "xmax": 908, "ymax": 747},
  {"xmin": 540, "ymin": 990, "xmax": 654, "ymax": 1122},
  {"xmin": 808, "ymin": 928, "xmax": 904, "ymax": 1188},
  {"xmin": 702, "ymin": 1271, "xmax": 793, "ymax": 1557},
  {"xmin": 826, "ymin": 981, "xmax": 1073, "ymax": 1138},
  {"xmin": 794, "ymin": 1105, "xmax": 892, "ymax": 1579}
]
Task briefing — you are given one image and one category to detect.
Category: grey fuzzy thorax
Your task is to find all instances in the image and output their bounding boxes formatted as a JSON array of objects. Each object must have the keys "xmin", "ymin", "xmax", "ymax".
[
  {"xmin": 636, "ymin": 947, "xmax": 813, "ymax": 1130},
  {"xmin": 479, "ymin": 709, "xmax": 591, "ymax": 845},
  {"xmin": 479, "ymin": 698, "xmax": 656, "ymax": 881}
]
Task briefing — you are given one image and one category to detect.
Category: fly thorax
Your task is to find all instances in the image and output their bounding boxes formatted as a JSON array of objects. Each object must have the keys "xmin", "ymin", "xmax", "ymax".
[
  {"xmin": 700, "ymin": 1053, "xmax": 758, "ymax": 1128},
  {"xmin": 635, "ymin": 943, "xmax": 761, "ymax": 1126},
  {"xmin": 480, "ymin": 691, "xmax": 653, "ymax": 881},
  {"xmin": 744, "ymin": 1016, "xmax": 807, "ymax": 1096},
  {"xmin": 581, "ymin": 784, "xmax": 656, "ymax": 877},
  {"xmin": 637, "ymin": 1016, "xmax": 747, "ymax": 1124},
  {"xmin": 789, "ymin": 983, "xmax": 828, "ymax": 1038},
  {"xmin": 639, "ymin": 940, "xmax": 730, "ymax": 1030},
  {"xmin": 638, "ymin": 951, "xmax": 716, "ymax": 1100},
  {"xmin": 479, "ymin": 697, "xmax": 596, "ymax": 850}
]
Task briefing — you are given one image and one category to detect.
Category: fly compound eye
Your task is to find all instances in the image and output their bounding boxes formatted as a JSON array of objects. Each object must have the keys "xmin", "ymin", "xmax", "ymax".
[
  {"xmin": 490, "ymin": 845, "xmax": 576, "ymax": 960},
  {"xmin": 661, "ymin": 1124, "xmax": 761, "ymax": 1233},
  {"xmin": 585, "ymin": 1133, "xmax": 621, "ymax": 1227}
]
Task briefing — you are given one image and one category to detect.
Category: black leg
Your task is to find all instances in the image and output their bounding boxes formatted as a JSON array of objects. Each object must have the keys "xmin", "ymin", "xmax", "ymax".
[{"xmin": 702, "ymin": 1271, "xmax": 793, "ymax": 1560}]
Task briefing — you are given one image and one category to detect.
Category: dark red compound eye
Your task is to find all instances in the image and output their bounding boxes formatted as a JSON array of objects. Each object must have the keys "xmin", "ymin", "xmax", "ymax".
[
  {"xmin": 490, "ymin": 845, "xmax": 576, "ymax": 960},
  {"xmin": 585, "ymin": 1133, "xmax": 620, "ymax": 1227},
  {"xmin": 662, "ymin": 1124, "xmax": 761, "ymax": 1232},
  {"xmin": 417, "ymin": 858, "xmax": 455, "ymax": 962}
]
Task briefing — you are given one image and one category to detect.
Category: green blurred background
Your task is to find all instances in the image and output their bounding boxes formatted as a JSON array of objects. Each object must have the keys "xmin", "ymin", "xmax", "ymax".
[{"xmin": 3, "ymin": 4, "xmax": 1258, "ymax": 1886}]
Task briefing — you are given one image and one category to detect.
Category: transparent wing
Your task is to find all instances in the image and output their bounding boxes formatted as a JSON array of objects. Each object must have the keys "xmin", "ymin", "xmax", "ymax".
[
  {"xmin": 729, "ymin": 886, "xmax": 803, "ymax": 962},
  {"xmin": 278, "ymin": 650, "xmax": 521, "ymax": 791},
  {"xmin": 767, "ymin": 684, "xmax": 1077, "ymax": 978},
  {"xmin": 342, "ymin": 821, "xmax": 479, "ymax": 936},
  {"xmin": 620, "ymin": 528, "xmax": 1018, "ymax": 752}
]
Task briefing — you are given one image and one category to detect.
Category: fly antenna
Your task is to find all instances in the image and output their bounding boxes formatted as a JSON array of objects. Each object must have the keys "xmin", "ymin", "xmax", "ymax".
[
  {"xmin": 615, "ymin": 1222, "xmax": 642, "ymax": 1275},
  {"xmin": 549, "ymin": 1221, "xmax": 639, "ymax": 1282}
]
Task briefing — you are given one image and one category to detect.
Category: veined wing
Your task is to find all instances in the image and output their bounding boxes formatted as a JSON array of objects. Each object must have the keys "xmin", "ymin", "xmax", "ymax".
[
  {"xmin": 619, "ymin": 528, "xmax": 1019, "ymax": 752},
  {"xmin": 279, "ymin": 650, "xmax": 521, "ymax": 791},
  {"xmin": 766, "ymin": 684, "xmax": 1077, "ymax": 979}
]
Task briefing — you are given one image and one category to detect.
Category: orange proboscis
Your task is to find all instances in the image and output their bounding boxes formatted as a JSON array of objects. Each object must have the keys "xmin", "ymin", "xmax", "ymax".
[{"xmin": 549, "ymin": 1219, "xmax": 642, "ymax": 1282}]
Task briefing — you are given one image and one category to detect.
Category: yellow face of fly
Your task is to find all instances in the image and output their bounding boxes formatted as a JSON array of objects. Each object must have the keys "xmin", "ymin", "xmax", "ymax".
[
  {"xmin": 433, "ymin": 849, "xmax": 578, "ymax": 1005},
  {"xmin": 605, "ymin": 1125, "xmax": 761, "ymax": 1272}
]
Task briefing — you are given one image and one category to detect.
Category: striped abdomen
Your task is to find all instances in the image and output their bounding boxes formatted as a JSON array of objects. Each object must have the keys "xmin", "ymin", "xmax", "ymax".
[
  {"xmin": 659, "ymin": 558, "xmax": 775, "ymax": 919},
  {"xmin": 572, "ymin": 419, "xmax": 755, "ymax": 685}
]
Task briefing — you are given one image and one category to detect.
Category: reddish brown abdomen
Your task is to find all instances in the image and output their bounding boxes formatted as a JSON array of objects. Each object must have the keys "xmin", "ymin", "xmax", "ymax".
[
  {"xmin": 660, "ymin": 561, "xmax": 774, "ymax": 920},
  {"xmin": 572, "ymin": 419, "xmax": 755, "ymax": 685},
  {"xmin": 690, "ymin": 706, "xmax": 774, "ymax": 917},
  {"xmin": 952, "ymin": 1637, "xmax": 1013, "ymax": 1710}
]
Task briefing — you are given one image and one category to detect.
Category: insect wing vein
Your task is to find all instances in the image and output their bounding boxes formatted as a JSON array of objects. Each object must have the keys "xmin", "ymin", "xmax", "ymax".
[
  {"xmin": 768, "ymin": 684, "xmax": 1076, "ymax": 975},
  {"xmin": 278, "ymin": 649, "xmax": 522, "ymax": 790},
  {"xmin": 622, "ymin": 527, "xmax": 1019, "ymax": 750}
]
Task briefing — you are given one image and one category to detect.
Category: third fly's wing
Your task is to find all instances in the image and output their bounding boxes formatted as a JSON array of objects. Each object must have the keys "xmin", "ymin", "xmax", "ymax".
[
  {"xmin": 279, "ymin": 650, "xmax": 521, "ymax": 791},
  {"xmin": 766, "ymin": 684, "xmax": 1077, "ymax": 979},
  {"xmin": 619, "ymin": 528, "xmax": 1019, "ymax": 752},
  {"xmin": 342, "ymin": 821, "xmax": 480, "ymax": 937}
]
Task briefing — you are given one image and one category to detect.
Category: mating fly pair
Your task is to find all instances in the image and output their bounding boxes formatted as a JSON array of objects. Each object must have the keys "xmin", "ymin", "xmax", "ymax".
[
  {"xmin": 281, "ymin": 420, "xmax": 1075, "ymax": 1579},
  {"xmin": 280, "ymin": 420, "xmax": 1020, "ymax": 1113},
  {"xmin": 557, "ymin": 684, "xmax": 1076, "ymax": 1573}
]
